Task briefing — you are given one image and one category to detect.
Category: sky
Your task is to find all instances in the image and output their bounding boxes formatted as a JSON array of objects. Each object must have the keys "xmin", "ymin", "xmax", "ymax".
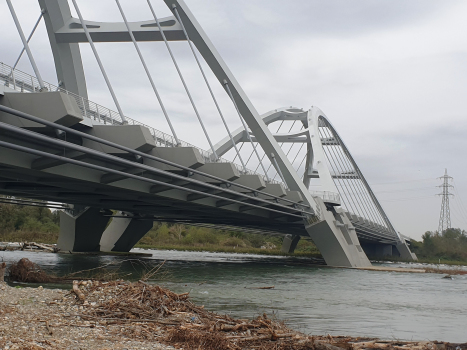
[{"xmin": 1, "ymin": 0, "xmax": 467, "ymax": 240}]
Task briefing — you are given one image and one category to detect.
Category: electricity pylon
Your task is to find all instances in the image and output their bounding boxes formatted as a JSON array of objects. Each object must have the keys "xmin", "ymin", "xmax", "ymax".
[{"xmin": 437, "ymin": 169, "xmax": 453, "ymax": 233}]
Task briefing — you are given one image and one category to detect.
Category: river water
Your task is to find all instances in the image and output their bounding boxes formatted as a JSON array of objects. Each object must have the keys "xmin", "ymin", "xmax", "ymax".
[{"xmin": 1, "ymin": 249, "xmax": 466, "ymax": 342}]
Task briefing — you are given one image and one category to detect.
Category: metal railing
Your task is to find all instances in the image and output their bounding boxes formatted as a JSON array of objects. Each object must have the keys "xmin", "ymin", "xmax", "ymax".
[
  {"xmin": 310, "ymin": 191, "xmax": 341, "ymax": 204},
  {"xmin": 0, "ymin": 63, "xmax": 360, "ymax": 212},
  {"xmin": 1, "ymin": 62, "xmax": 286, "ymax": 186}
]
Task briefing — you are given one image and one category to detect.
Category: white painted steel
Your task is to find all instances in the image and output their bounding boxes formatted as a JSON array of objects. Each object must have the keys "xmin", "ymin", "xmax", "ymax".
[
  {"xmin": 6, "ymin": 0, "xmax": 45, "ymax": 90},
  {"xmin": 70, "ymin": 0, "xmax": 127, "ymax": 123}
]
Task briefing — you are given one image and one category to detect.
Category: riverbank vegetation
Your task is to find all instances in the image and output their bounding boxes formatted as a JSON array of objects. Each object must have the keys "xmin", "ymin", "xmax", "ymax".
[
  {"xmin": 408, "ymin": 228, "xmax": 467, "ymax": 263},
  {"xmin": 0, "ymin": 202, "xmax": 59, "ymax": 243},
  {"xmin": 135, "ymin": 222, "xmax": 321, "ymax": 257},
  {"xmin": 0, "ymin": 202, "xmax": 320, "ymax": 257}
]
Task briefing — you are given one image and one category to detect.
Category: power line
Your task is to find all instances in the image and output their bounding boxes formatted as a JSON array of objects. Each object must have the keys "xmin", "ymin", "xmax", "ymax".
[
  {"xmin": 370, "ymin": 178, "xmax": 436, "ymax": 186},
  {"xmin": 379, "ymin": 195, "xmax": 437, "ymax": 203},
  {"xmin": 451, "ymin": 180, "xmax": 467, "ymax": 222}
]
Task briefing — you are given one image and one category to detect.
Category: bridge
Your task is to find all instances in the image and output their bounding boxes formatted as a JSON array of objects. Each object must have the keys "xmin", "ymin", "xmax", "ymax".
[{"xmin": 0, "ymin": 0, "xmax": 416, "ymax": 267}]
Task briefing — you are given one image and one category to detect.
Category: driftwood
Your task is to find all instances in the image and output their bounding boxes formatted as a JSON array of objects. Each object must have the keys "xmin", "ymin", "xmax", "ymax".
[
  {"xmin": 31, "ymin": 242, "xmax": 56, "ymax": 252},
  {"xmin": 246, "ymin": 285, "xmax": 275, "ymax": 289},
  {"xmin": 72, "ymin": 280, "xmax": 85, "ymax": 301},
  {"xmin": 65, "ymin": 280, "xmax": 467, "ymax": 350},
  {"xmin": 23, "ymin": 242, "xmax": 58, "ymax": 253},
  {"xmin": 0, "ymin": 262, "xmax": 6, "ymax": 282},
  {"xmin": 0, "ymin": 242, "xmax": 58, "ymax": 252},
  {"xmin": 7, "ymin": 258, "xmax": 53, "ymax": 283},
  {"xmin": 44, "ymin": 320, "xmax": 53, "ymax": 335}
]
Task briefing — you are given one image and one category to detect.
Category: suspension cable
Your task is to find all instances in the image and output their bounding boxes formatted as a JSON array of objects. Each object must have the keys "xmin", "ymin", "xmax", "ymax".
[
  {"xmin": 272, "ymin": 125, "xmax": 304, "ymax": 181},
  {"xmin": 322, "ymin": 126, "xmax": 371, "ymax": 220},
  {"xmin": 223, "ymin": 81, "xmax": 269, "ymax": 181},
  {"xmin": 318, "ymin": 126, "xmax": 358, "ymax": 215},
  {"xmin": 254, "ymin": 120, "xmax": 284, "ymax": 173},
  {"xmin": 271, "ymin": 153, "xmax": 288, "ymax": 189},
  {"xmin": 115, "ymin": 0, "xmax": 179, "ymax": 144},
  {"xmin": 294, "ymin": 144, "xmax": 307, "ymax": 176},
  {"xmin": 328, "ymin": 127, "xmax": 381, "ymax": 225},
  {"xmin": 339, "ymin": 142, "xmax": 387, "ymax": 227},
  {"xmin": 232, "ymin": 142, "xmax": 244, "ymax": 163},
  {"xmin": 325, "ymin": 126, "xmax": 382, "ymax": 226},
  {"xmin": 7, "ymin": 0, "xmax": 45, "ymax": 90},
  {"xmin": 266, "ymin": 120, "xmax": 298, "ymax": 176},
  {"xmin": 12, "ymin": 10, "xmax": 44, "ymax": 70},
  {"xmin": 330, "ymin": 129, "xmax": 386, "ymax": 225},
  {"xmin": 168, "ymin": 4, "xmax": 245, "ymax": 168},
  {"xmin": 71, "ymin": 0, "xmax": 127, "ymax": 123},
  {"xmin": 148, "ymin": 2, "xmax": 217, "ymax": 160},
  {"xmin": 245, "ymin": 144, "xmax": 257, "ymax": 166}
]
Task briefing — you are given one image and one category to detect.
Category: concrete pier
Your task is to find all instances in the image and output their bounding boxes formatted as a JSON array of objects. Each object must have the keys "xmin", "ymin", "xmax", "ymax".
[
  {"xmin": 100, "ymin": 212, "xmax": 153, "ymax": 252},
  {"xmin": 57, "ymin": 207, "xmax": 111, "ymax": 252},
  {"xmin": 281, "ymin": 234, "xmax": 301, "ymax": 253}
]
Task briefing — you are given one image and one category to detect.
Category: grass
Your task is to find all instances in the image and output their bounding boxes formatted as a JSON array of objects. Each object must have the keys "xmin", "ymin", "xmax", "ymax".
[{"xmin": 0, "ymin": 230, "xmax": 58, "ymax": 244}]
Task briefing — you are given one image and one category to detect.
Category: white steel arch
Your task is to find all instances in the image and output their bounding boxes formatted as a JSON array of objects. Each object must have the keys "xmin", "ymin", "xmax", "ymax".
[{"xmin": 212, "ymin": 106, "xmax": 412, "ymax": 253}]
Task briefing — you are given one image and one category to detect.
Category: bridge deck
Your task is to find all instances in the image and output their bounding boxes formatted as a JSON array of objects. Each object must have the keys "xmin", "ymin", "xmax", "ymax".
[{"xmin": 0, "ymin": 63, "xmax": 399, "ymax": 244}]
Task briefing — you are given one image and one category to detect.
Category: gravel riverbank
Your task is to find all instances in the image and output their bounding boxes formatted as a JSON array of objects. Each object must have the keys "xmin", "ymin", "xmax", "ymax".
[
  {"xmin": 0, "ymin": 282, "xmax": 173, "ymax": 350},
  {"xmin": 1, "ymin": 281, "xmax": 465, "ymax": 350}
]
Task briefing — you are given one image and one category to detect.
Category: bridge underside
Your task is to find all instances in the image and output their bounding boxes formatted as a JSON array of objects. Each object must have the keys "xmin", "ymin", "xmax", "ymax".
[
  {"xmin": 0, "ymin": 161, "xmax": 402, "ymax": 259},
  {"xmin": 0, "ymin": 163, "xmax": 307, "ymax": 237}
]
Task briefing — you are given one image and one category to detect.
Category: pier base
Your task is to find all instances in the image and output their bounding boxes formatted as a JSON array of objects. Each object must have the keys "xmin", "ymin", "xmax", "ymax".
[
  {"xmin": 306, "ymin": 198, "xmax": 372, "ymax": 267},
  {"xmin": 281, "ymin": 234, "xmax": 301, "ymax": 253},
  {"xmin": 99, "ymin": 212, "xmax": 153, "ymax": 252},
  {"xmin": 396, "ymin": 241, "xmax": 418, "ymax": 261},
  {"xmin": 57, "ymin": 207, "xmax": 111, "ymax": 252}
]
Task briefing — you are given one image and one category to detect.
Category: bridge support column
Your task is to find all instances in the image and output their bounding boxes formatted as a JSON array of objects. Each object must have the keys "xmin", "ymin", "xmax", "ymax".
[
  {"xmin": 306, "ymin": 198, "xmax": 372, "ymax": 267},
  {"xmin": 57, "ymin": 207, "xmax": 111, "ymax": 252},
  {"xmin": 99, "ymin": 212, "xmax": 153, "ymax": 252},
  {"xmin": 281, "ymin": 234, "xmax": 301, "ymax": 254},
  {"xmin": 396, "ymin": 241, "xmax": 418, "ymax": 261}
]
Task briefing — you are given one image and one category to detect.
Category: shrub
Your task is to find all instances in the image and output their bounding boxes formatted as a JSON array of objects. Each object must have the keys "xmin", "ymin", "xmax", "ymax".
[{"xmin": 221, "ymin": 236, "xmax": 247, "ymax": 248}]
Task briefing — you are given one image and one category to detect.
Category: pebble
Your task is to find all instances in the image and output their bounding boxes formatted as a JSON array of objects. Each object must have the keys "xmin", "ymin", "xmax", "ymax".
[{"xmin": 0, "ymin": 282, "xmax": 174, "ymax": 350}]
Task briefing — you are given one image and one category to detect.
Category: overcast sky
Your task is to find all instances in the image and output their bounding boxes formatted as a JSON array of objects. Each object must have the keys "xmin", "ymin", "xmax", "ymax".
[{"xmin": 1, "ymin": 0, "xmax": 467, "ymax": 240}]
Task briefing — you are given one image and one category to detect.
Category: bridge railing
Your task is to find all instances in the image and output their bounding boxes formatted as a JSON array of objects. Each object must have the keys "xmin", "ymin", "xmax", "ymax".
[
  {"xmin": 0, "ymin": 62, "xmax": 283, "ymax": 185},
  {"xmin": 310, "ymin": 191, "xmax": 341, "ymax": 205}
]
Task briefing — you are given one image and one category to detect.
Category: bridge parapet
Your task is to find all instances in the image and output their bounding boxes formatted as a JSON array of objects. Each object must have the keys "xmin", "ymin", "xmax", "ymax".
[
  {"xmin": 0, "ymin": 62, "xmax": 282, "ymax": 187},
  {"xmin": 310, "ymin": 191, "xmax": 341, "ymax": 206}
]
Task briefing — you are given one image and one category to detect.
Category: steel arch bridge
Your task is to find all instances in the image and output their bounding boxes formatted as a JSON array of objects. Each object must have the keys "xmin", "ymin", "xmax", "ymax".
[{"xmin": 0, "ymin": 0, "xmax": 416, "ymax": 267}]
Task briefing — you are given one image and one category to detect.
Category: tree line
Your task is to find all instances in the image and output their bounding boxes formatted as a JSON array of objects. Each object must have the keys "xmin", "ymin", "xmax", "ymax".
[
  {"xmin": 409, "ymin": 228, "xmax": 467, "ymax": 262},
  {"xmin": 1, "ymin": 201, "xmax": 466, "ymax": 262}
]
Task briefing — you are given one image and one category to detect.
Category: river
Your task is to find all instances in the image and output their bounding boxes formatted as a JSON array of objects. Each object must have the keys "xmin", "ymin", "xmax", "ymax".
[{"xmin": 1, "ymin": 249, "xmax": 466, "ymax": 342}]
